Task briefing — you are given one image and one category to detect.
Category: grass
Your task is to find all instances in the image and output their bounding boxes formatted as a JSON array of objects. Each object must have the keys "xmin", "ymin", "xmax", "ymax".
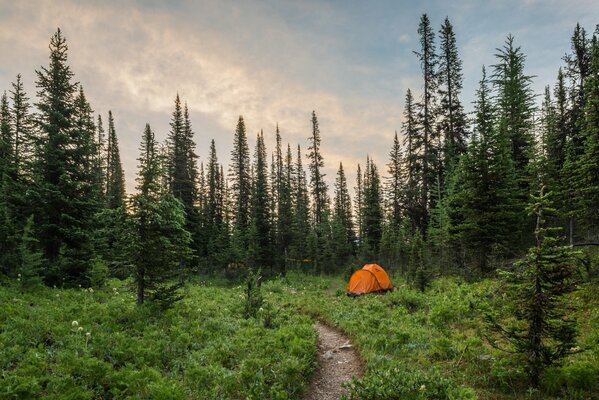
[
  {"xmin": 265, "ymin": 272, "xmax": 599, "ymax": 400},
  {"xmin": 1, "ymin": 271, "xmax": 597, "ymax": 399},
  {"xmin": 0, "ymin": 279, "xmax": 316, "ymax": 399}
]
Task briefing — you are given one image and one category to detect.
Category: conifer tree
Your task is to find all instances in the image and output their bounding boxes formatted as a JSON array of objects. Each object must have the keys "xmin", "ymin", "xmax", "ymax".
[
  {"xmin": 563, "ymin": 23, "xmax": 590, "ymax": 157},
  {"xmin": 35, "ymin": 29, "xmax": 96, "ymax": 286},
  {"xmin": 362, "ymin": 158, "xmax": 383, "ymax": 259},
  {"xmin": 167, "ymin": 94, "xmax": 185, "ymax": 195},
  {"xmin": 291, "ymin": 144, "xmax": 310, "ymax": 261},
  {"xmin": 131, "ymin": 123, "xmax": 191, "ymax": 307},
  {"xmin": 333, "ymin": 162, "xmax": 355, "ymax": 263},
  {"xmin": 448, "ymin": 67, "xmax": 521, "ymax": 273},
  {"xmin": 414, "ymin": 13, "xmax": 440, "ymax": 231},
  {"xmin": 354, "ymin": 163, "xmax": 364, "ymax": 244},
  {"xmin": 402, "ymin": 89, "xmax": 424, "ymax": 233},
  {"xmin": 492, "ymin": 35, "xmax": 536, "ymax": 180},
  {"xmin": 230, "ymin": 116, "xmax": 252, "ymax": 248},
  {"xmin": 95, "ymin": 115, "xmax": 106, "ymax": 197},
  {"xmin": 577, "ymin": 34, "xmax": 599, "ymax": 231},
  {"xmin": 105, "ymin": 110, "xmax": 126, "ymax": 209},
  {"xmin": 307, "ymin": 111, "xmax": 328, "ymax": 225},
  {"xmin": 386, "ymin": 131, "xmax": 404, "ymax": 228},
  {"xmin": 0, "ymin": 92, "xmax": 18, "ymax": 275},
  {"xmin": 205, "ymin": 140, "xmax": 230, "ymax": 269},
  {"xmin": 274, "ymin": 129, "xmax": 294, "ymax": 272},
  {"xmin": 10, "ymin": 74, "xmax": 33, "ymax": 179},
  {"xmin": 549, "ymin": 69, "xmax": 569, "ymax": 182},
  {"xmin": 248, "ymin": 131, "xmax": 272, "ymax": 269},
  {"xmin": 486, "ymin": 186, "xmax": 580, "ymax": 387},
  {"xmin": 438, "ymin": 17, "xmax": 468, "ymax": 175},
  {"xmin": 166, "ymin": 98, "xmax": 200, "ymax": 264}
]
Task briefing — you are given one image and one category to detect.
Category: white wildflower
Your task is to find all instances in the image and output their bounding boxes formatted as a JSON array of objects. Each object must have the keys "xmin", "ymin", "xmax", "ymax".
[
  {"xmin": 86, "ymin": 332, "xmax": 91, "ymax": 337},
  {"xmin": 78, "ymin": 326, "xmax": 84, "ymax": 332},
  {"xmin": 72, "ymin": 321, "xmax": 79, "ymax": 327}
]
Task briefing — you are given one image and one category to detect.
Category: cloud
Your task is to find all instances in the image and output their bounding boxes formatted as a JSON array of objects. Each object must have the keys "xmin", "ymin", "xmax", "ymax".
[{"xmin": 1, "ymin": 0, "xmax": 598, "ymax": 196}]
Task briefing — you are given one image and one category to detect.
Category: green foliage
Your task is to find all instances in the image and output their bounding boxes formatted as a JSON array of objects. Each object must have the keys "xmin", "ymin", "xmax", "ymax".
[
  {"xmin": 87, "ymin": 257, "xmax": 109, "ymax": 288},
  {"xmin": 345, "ymin": 365, "xmax": 466, "ymax": 400},
  {"xmin": 0, "ymin": 279, "xmax": 315, "ymax": 399},
  {"xmin": 244, "ymin": 269, "xmax": 264, "ymax": 319},
  {"xmin": 486, "ymin": 187, "xmax": 582, "ymax": 387}
]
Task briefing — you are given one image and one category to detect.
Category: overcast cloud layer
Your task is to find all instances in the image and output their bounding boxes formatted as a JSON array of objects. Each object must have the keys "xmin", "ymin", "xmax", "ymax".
[{"xmin": 1, "ymin": 0, "xmax": 598, "ymax": 192}]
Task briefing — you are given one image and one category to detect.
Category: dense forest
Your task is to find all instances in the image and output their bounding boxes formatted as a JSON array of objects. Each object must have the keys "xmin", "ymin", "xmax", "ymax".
[{"xmin": 0, "ymin": 13, "xmax": 598, "ymax": 399}]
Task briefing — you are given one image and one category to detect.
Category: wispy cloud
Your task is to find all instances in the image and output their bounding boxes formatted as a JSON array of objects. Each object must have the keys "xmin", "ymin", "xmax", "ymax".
[{"xmin": 1, "ymin": 0, "xmax": 597, "ymax": 192}]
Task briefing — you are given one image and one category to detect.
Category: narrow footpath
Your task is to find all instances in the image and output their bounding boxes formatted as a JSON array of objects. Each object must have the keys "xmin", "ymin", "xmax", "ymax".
[{"xmin": 303, "ymin": 321, "xmax": 363, "ymax": 400}]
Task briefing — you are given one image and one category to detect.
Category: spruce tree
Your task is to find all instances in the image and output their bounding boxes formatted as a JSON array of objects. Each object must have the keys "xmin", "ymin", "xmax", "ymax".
[
  {"xmin": 333, "ymin": 162, "xmax": 355, "ymax": 264},
  {"xmin": 10, "ymin": 74, "xmax": 33, "ymax": 180},
  {"xmin": 230, "ymin": 116, "xmax": 252, "ymax": 259},
  {"xmin": 131, "ymin": 123, "xmax": 191, "ymax": 307},
  {"xmin": 248, "ymin": 131, "xmax": 272, "ymax": 270},
  {"xmin": 35, "ymin": 29, "xmax": 96, "ymax": 286},
  {"xmin": 563, "ymin": 23, "xmax": 590, "ymax": 158},
  {"xmin": 166, "ymin": 97, "xmax": 200, "ymax": 265},
  {"xmin": 402, "ymin": 89, "xmax": 424, "ymax": 233},
  {"xmin": 274, "ymin": 129, "xmax": 294, "ymax": 273},
  {"xmin": 354, "ymin": 163, "xmax": 364, "ymax": 244},
  {"xmin": 205, "ymin": 140, "xmax": 230, "ymax": 270},
  {"xmin": 448, "ymin": 67, "xmax": 521, "ymax": 273},
  {"xmin": 307, "ymin": 111, "xmax": 328, "ymax": 225},
  {"xmin": 414, "ymin": 13, "xmax": 440, "ymax": 232},
  {"xmin": 95, "ymin": 115, "xmax": 106, "ymax": 197},
  {"xmin": 0, "ymin": 92, "xmax": 18, "ymax": 275},
  {"xmin": 486, "ymin": 186, "xmax": 580, "ymax": 387},
  {"xmin": 577, "ymin": 34, "xmax": 599, "ymax": 231},
  {"xmin": 105, "ymin": 110, "xmax": 125, "ymax": 209},
  {"xmin": 291, "ymin": 144, "xmax": 310, "ymax": 262},
  {"xmin": 362, "ymin": 158, "xmax": 383, "ymax": 259},
  {"xmin": 492, "ymin": 35, "xmax": 536, "ymax": 181},
  {"xmin": 386, "ymin": 131, "xmax": 404, "ymax": 228},
  {"xmin": 438, "ymin": 17, "xmax": 468, "ymax": 175}
]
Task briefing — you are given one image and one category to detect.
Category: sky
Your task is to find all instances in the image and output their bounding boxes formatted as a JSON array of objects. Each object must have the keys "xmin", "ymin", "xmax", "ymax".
[{"xmin": 1, "ymin": 0, "xmax": 598, "ymax": 192}]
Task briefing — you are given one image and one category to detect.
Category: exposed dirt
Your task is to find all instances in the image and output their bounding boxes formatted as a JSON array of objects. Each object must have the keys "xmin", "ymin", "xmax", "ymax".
[{"xmin": 303, "ymin": 321, "xmax": 364, "ymax": 400}]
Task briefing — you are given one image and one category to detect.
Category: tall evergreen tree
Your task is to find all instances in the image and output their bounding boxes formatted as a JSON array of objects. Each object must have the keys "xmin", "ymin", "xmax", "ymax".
[
  {"xmin": 248, "ymin": 131, "xmax": 272, "ymax": 269},
  {"xmin": 0, "ymin": 92, "xmax": 18, "ymax": 275},
  {"xmin": 414, "ymin": 13, "xmax": 440, "ymax": 231},
  {"xmin": 166, "ymin": 97, "xmax": 199, "ymax": 264},
  {"xmin": 105, "ymin": 110, "xmax": 125, "ymax": 209},
  {"xmin": 354, "ymin": 163, "xmax": 364, "ymax": 244},
  {"xmin": 577, "ymin": 34, "xmax": 599, "ymax": 231},
  {"xmin": 438, "ymin": 17, "xmax": 468, "ymax": 175},
  {"xmin": 333, "ymin": 162, "xmax": 355, "ymax": 260},
  {"xmin": 230, "ymin": 116, "xmax": 252, "ymax": 260},
  {"xmin": 131, "ymin": 123, "xmax": 191, "ymax": 307},
  {"xmin": 402, "ymin": 89, "xmax": 424, "ymax": 233},
  {"xmin": 563, "ymin": 23, "xmax": 591, "ymax": 157},
  {"xmin": 386, "ymin": 131, "xmax": 404, "ymax": 228},
  {"xmin": 492, "ymin": 35, "xmax": 536, "ymax": 179},
  {"xmin": 95, "ymin": 115, "xmax": 106, "ymax": 197},
  {"xmin": 448, "ymin": 67, "xmax": 522, "ymax": 273},
  {"xmin": 204, "ymin": 140, "xmax": 230, "ymax": 269},
  {"xmin": 10, "ymin": 74, "xmax": 33, "ymax": 179},
  {"xmin": 362, "ymin": 158, "xmax": 383, "ymax": 259},
  {"xmin": 291, "ymin": 144, "xmax": 310, "ymax": 261},
  {"xmin": 34, "ymin": 29, "xmax": 96, "ymax": 286},
  {"xmin": 307, "ymin": 111, "xmax": 328, "ymax": 225},
  {"xmin": 274, "ymin": 129, "xmax": 293, "ymax": 272},
  {"xmin": 486, "ymin": 186, "xmax": 580, "ymax": 387}
]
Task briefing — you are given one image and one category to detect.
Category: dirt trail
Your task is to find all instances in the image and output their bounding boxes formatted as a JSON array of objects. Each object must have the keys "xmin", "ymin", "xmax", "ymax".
[{"xmin": 303, "ymin": 321, "xmax": 363, "ymax": 400}]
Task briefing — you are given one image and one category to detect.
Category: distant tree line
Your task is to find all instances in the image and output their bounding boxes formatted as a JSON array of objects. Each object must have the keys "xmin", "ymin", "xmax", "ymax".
[{"xmin": 1, "ymin": 17, "xmax": 598, "ymax": 304}]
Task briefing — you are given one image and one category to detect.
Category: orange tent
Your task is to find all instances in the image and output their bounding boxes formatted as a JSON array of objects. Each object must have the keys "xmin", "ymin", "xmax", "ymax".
[{"xmin": 346, "ymin": 264, "xmax": 393, "ymax": 296}]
